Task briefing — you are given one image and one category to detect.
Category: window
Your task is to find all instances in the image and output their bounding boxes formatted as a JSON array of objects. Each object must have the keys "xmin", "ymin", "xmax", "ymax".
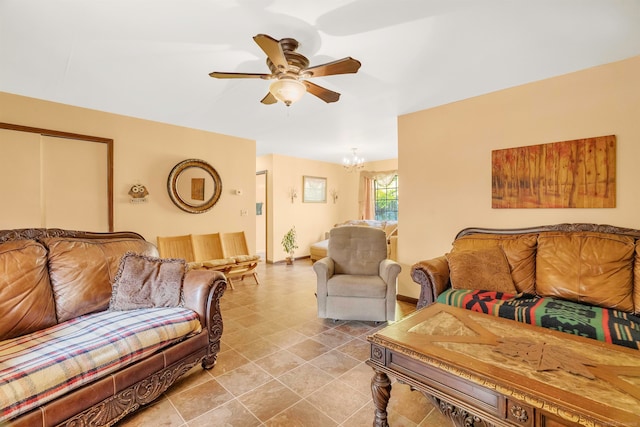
[{"xmin": 374, "ymin": 175, "xmax": 398, "ymax": 221}]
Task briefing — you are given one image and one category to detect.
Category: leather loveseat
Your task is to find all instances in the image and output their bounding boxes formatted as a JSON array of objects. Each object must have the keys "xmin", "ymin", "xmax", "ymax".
[
  {"xmin": 0, "ymin": 228, "xmax": 226, "ymax": 427},
  {"xmin": 411, "ymin": 223, "xmax": 640, "ymax": 350}
]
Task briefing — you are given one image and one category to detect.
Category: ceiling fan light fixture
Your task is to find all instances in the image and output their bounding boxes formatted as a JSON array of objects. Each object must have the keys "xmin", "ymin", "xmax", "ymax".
[
  {"xmin": 210, "ymin": 34, "xmax": 360, "ymax": 105},
  {"xmin": 269, "ymin": 78, "xmax": 306, "ymax": 106}
]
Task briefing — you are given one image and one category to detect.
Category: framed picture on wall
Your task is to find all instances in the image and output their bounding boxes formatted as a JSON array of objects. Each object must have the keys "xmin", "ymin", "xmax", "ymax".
[
  {"xmin": 303, "ymin": 176, "xmax": 327, "ymax": 203},
  {"xmin": 491, "ymin": 135, "xmax": 616, "ymax": 208}
]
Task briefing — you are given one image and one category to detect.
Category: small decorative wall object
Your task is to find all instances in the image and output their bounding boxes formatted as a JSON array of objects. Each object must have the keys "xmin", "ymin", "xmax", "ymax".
[
  {"xmin": 129, "ymin": 184, "xmax": 149, "ymax": 204},
  {"xmin": 330, "ymin": 188, "xmax": 338, "ymax": 204},
  {"xmin": 303, "ymin": 176, "xmax": 327, "ymax": 203},
  {"xmin": 492, "ymin": 135, "xmax": 616, "ymax": 208},
  {"xmin": 256, "ymin": 202, "xmax": 263, "ymax": 215},
  {"xmin": 288, "ymin": 187, "xmax": 298, "ymax": 203}
]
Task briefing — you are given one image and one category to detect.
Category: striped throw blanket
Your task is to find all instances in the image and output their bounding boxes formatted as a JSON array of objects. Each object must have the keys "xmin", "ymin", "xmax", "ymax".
[
  {"xmin": 0, "ymin": 307, "xmax": 201, "ymax": 423},
  {"xmin": 438, "ymin": 289, "xmax": 640, "ymax": 350}
]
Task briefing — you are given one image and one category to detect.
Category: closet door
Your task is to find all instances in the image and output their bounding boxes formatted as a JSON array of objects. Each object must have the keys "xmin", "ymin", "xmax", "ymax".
[
  {"xmin": 0, "ymin": 128, "xmax": 110, "ymax": 232},
  {"xmin": 0, "ymin": 129, "xmax": 42, "ymax": 229},
  {"xmin": 42, "ymin": 136, "xmax": 109, "ymax": 231}
]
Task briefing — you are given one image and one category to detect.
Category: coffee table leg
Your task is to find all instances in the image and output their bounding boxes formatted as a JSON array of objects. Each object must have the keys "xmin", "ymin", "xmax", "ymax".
[{"xmin": 371, "ymin": 369, "xmax": 392, "ymax": 427}]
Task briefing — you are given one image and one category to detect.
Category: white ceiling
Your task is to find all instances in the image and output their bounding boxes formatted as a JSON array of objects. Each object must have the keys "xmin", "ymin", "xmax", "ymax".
[{"xmin": 2, "ymin": 0, "xmax": 640, "ymax": 164}]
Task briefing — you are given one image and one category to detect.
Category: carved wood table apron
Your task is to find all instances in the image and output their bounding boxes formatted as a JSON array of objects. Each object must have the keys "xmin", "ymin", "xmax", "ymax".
[{"xmin": 367, "ymin": 303, "xmax": 640, "ymax": 427}]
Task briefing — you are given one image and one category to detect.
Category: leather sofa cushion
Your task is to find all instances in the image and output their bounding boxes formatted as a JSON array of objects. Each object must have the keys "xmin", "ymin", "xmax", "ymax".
[
  {"xmin": 536, "ymin": 232, "xmax": 635, "ymax": 312},
  {"xmin": 0, "ymin": 240, "xmax": 57, "ymax": 340},
  {"xmin": 452, "ymin": 234, "xmax": 537, "ymax": 293},
  {"xmin": 635, "ymin": 244, "xmax": 640, "ymax": 315},
  {"xmin": 446, "ymin": 247, "xmax": 517, "ymax": 294},
  {"xmin": 43, "ymin": 237, "xmax": 157, "ymax": 322}
]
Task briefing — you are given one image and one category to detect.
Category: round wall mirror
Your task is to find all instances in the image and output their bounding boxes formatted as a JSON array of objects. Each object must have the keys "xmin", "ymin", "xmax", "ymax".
[{"xmin": 167, "ymin": 159, "xmax": 222, "ymax": 213}]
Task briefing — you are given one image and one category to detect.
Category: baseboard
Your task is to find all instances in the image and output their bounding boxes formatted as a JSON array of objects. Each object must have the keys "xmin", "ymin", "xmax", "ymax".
[
  {"xmin": 396, "ymin": 294, "xmax": 418, "ymax": 305},
  {"xmin": 267, "ymin": 255, "xmax": 311, "ymax": 264}
]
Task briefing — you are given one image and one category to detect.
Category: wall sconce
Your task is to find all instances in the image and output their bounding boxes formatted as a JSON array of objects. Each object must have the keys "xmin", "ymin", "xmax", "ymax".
[
  {"xmin": 289, "ymin": 187, "xmax": 298, "ymax": 203},
  {"xmin": 331, "ymin": 189, "xmax": 338, "ymax": 204},
  {"xmin": 128, "ymin": 184, "xmax": 149, "ymax": 204}
]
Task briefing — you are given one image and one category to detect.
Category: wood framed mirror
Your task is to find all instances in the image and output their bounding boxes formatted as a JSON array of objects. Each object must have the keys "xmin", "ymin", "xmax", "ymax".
[{"xmin": 167, "ymin": 159, "xmax": 222, "ymax": 213}]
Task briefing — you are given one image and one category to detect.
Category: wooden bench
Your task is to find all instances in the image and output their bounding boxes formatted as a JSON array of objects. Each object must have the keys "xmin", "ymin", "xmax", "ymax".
[
  {"xmin": 219, "ymin": 231, "xmax": 260, "ymax": 288},
  {"xmin": 156, "ymin": 234, "xmax": 194, "ymax": 261},
  {"xmin": 157, "ymin": 232, "xmax": 260, "ymax": 290}
]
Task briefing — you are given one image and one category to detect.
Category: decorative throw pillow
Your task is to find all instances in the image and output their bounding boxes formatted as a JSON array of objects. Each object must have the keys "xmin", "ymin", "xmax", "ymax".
[
  {"xmin": 446, "ymin": 247, "xmax": 517, "ymax": 294},
  {"xmin": 109, "ymin": 252, "xmax": 186, "ymax": 311},
  {"xmin": 452, "ymin": 234, "xmax": 537, "ymax": 293}
]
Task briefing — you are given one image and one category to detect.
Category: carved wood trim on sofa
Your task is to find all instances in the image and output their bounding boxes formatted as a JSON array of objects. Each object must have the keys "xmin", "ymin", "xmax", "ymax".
[
  {"xmin": 456, "ymin": 222, "xmax": 640, "ymax": 240},
  {"xmin": 0, "ymin": 228, "xmax": 145, "ymax": 243},
  {"xmin": 62, "ymin": 351, "xmax": 206, "ymax": 427}
]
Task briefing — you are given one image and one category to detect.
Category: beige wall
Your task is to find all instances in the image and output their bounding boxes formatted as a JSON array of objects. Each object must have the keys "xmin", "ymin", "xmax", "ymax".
[
  {"xmin": 257, "ymin": 154, "xmax": 398, "ymax": 263},
  {"xmin": 1, "ymin": 92, "xmax": 257, "ymax": 248},
  {"xmin": 398, "ymin": 54, "xmax": 640, "ymax": 298},
  {"xmin": 257, "ymin": 153, "xmax": 355, "ymax": 262}
]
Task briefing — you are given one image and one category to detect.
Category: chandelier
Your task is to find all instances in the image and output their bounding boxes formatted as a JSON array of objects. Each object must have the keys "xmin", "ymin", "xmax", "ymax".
[{"xmin": 343, "ymin": 148, "xmax": 365, "ymax": 172}]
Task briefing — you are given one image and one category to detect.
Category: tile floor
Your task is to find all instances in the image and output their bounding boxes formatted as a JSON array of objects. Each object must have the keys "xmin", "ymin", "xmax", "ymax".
[{"xmin": 119, "ymin": 259, "xmax": 451, "ymax": 426}]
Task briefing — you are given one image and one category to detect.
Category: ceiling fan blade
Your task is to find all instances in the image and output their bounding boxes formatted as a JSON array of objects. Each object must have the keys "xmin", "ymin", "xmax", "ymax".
[
  {"xmin": 303, "ymin": 81, "xmax": 340, "ymax": 103},
  {"xmin": 253, "ymin": 34, "xmax": 288, "ymax": 70},
  {"xmin": 260, "ymin": 92, "xmax": 278, "ymax": 105},
  {"xmin": 209, "ymin": 71, "xmax": 269, "ymax": 79},
  {"xmin": 304, "ymin": 57, "xmax": 361, "ymax": 77}
]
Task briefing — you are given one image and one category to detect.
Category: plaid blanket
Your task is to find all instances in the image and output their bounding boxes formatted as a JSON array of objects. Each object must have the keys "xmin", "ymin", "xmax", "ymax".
[
  {"xmin": 437, "ymin": 289, "xmax": 640, "ymax": 350},
  {"xmin": 0, "ymin": 307, "xmax": 201, "ymax": 423}
]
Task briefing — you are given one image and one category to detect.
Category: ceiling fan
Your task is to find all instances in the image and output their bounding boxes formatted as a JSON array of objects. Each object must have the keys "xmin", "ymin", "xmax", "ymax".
[{"xmin": 209, "ymin": 34, "xmax": 361, "ymax": 106}]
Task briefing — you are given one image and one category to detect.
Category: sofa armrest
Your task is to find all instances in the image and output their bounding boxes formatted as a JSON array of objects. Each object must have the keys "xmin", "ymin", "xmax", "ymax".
[
  {"xmin": 411, "ymin": 256, "xmax": 450, "ymax": 309},
  {"xmin": 379, "ymin": 259, "xmax": 401, "ymax": 286},
  {"xmin": 313, "ymin": 258, "xmax": 334, "ymax": 318},
  {"xmin": 380, "ymin": 259, "xmax": 402, "ymax": 321},
  {"xmin": 182, "ymin": 269, "xmax": 227, "ymax": 369}
]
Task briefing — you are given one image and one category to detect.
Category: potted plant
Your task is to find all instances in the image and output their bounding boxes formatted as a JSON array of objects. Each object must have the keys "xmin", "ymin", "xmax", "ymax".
[{"xmin": 281, "ymin": 226, "xmax": 298, "ymax": 265}]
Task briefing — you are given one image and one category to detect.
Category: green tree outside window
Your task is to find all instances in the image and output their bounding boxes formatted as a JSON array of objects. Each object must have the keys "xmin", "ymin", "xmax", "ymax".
[{"xmin": 374, "ymin": 175, "xmax": 398, "ymax": 221}]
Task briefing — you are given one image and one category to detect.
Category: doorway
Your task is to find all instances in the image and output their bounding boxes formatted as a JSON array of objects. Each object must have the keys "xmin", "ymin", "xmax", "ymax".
[{"xmin": 256, "ymin": 170, "xmax": 267, "ymax": 261}]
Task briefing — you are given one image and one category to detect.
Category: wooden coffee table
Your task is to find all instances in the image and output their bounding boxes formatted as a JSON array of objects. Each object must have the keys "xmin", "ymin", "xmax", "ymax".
[{"xmin": 367, "ymin": 303, "xmax": 640, "ymax": 427}]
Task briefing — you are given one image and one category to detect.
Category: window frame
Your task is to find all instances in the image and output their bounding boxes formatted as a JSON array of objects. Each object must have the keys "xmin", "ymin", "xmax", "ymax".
[{"xmin": 374, "ymin": 174, "xmax": 398, "ymax": 221}]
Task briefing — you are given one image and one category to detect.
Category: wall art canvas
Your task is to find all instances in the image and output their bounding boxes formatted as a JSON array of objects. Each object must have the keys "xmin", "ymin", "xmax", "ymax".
[{"xmin": 492, "ymin": 135, "xmax": 616, "ymax": 208}]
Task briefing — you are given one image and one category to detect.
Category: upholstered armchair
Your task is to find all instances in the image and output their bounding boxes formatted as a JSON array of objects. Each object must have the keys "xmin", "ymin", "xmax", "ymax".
[{"xmin": 313, "ymin": 226, "xmax": 402, "ymax": 322}]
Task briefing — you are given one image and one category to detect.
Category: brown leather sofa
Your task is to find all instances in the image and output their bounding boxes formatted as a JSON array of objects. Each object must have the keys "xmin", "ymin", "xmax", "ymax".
[
  {"xmin": 412, "ymin": 223, "xmax": 640, "ymax": 309},
  {"xmin": 0, "ymin": 228, "xmax": 226, "ymax": 427},
  {"xmin": 411, "ymin": 223, "xmax": 640, "ymax": 348}
]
